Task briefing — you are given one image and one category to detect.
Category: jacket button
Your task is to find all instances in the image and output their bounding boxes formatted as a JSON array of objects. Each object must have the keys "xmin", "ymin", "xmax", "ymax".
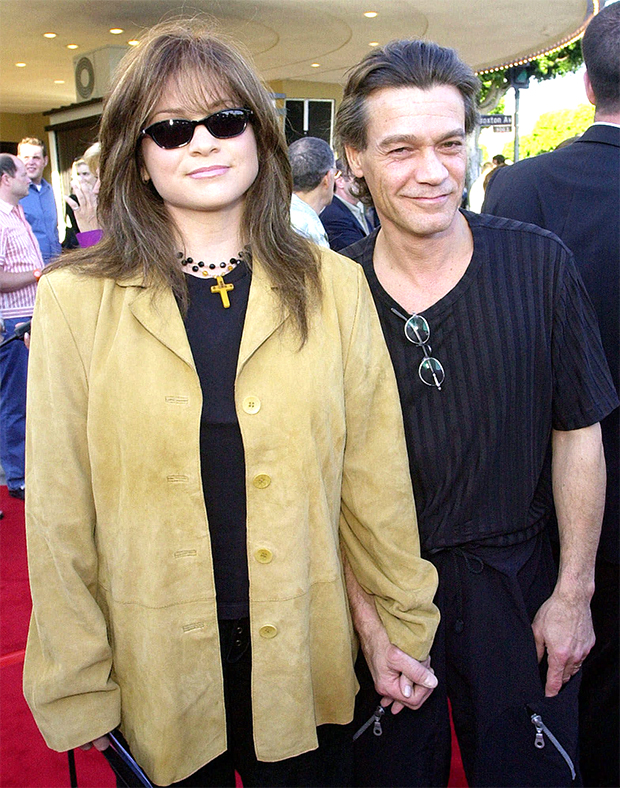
[
  {"xmin": 255, "ymin": 548, "xmax": 273, "ymax": 564},
  {"xmin": 253, "ymin": 474, "xmax": 271, "ymax": 489},
  {"xmin": 259, "ymin": 624, "xmax": 278, "ymax": 639},
  {"xmin": 242, "ymin": 396, "xmax": 261, "ymax": 414}
]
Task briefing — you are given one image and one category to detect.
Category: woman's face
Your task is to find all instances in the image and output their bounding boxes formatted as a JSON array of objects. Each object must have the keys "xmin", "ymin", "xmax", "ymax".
[
  {"xmin": 140, "ymin": 80, "xmax": 259, "ymax": 226},
  {"xmin": 75, "ymin": 163, "xmax": 96, "ymax": 187}
]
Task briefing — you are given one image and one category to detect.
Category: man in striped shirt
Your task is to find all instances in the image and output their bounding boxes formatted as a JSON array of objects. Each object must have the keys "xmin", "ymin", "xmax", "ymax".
[
  {"xmin": 0, "ymin": 153, "xmax": 43, "ymax": 499},
  {"xmin": 336, "ymin": 40, "xmax": 618, "ymax": 787}
]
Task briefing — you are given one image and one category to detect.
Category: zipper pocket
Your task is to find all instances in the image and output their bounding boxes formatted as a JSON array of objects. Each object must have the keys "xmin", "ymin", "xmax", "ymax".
[{"xmin": 529, "ymin": 712, "xmax": 576, "ymax": 781}]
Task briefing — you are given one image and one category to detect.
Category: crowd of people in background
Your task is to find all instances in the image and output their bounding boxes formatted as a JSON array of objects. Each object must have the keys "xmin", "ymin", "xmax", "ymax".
[{"xmin": 1, "ymin": 3, "xmax": 618, "ymax": 787}]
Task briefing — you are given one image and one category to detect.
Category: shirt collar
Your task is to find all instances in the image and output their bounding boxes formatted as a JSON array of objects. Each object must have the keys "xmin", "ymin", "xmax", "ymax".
[
  {"xmin": 0, "ymin": 197, "xmax": 17, "ymax": 215},
  {"xmin": 291, "ymin": 192, "xmax": 319, "ymax": 217}
]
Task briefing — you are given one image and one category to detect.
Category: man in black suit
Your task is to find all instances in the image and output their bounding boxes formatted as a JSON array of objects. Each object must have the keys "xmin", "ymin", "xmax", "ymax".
[
  {"xmin": 484, "ymin": 5, "xmax": 619, "ymax": 784},
  {"xmin": 320, "ymin": 160, "xmax": 374, "ymax": 251}
]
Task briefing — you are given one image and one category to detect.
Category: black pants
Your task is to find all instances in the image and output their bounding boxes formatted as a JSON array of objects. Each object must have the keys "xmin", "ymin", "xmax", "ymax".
[
  {"xmin": 353, "ymin": 532, "xmax": 582, "ymax": 787},
  {"xmin": 170, "ymin": 618, "xmax": 352, "ymax": 787}
]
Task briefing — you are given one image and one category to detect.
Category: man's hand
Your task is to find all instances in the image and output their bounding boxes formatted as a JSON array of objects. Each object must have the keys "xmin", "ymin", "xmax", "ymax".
[
  {"xmin": 79, "ymin": 735, "xmax": 110, "ymax": 752},
  {"xmin": 66, "ymin": 179, "xmax": 99, "ymax": 234},
  {"xmin": 363, "ymin": 626, "xmax": 437, "ymax": 713},
  {"xmin": 15, "ymin": 321, "xmax": 30, "ymax": 350},
  {"xmin": 531, "ymin": 591, "xmax": 594, "ymax": 697}
]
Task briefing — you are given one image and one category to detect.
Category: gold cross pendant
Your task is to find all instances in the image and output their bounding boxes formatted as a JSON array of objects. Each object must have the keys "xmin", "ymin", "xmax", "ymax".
[{"xmin": 210, "ymin": 275, "xmax": 234, "ymax": 308}]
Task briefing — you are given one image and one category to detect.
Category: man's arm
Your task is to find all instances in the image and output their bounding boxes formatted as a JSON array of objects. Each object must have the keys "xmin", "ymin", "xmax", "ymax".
[
  {"xmin": 0, "ymin": 268, "xmax": 39, "ymax": 293},
  {"xmin": 344, "ymin": 554, "xmax": 437, "ymax": 714},
  {"xmin": 531, "ymin": 423, "xmax": 605, "ymax": 696}
]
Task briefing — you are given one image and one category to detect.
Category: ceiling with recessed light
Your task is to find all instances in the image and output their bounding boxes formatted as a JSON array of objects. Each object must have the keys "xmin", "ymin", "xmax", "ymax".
[{"xmin": 1, "ymin": 0, "xmax": 596, "ymax": 114}]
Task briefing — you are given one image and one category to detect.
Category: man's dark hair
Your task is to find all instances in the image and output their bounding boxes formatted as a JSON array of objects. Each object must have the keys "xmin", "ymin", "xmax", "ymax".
[
  {"xmin": 492, "ymin": 154, "xmax": 506, "ymax": 165},
  {"xmin": 335, "ymin": 39, "xmax": 480, "ymax": 204},
  {"xmin": 582, "ymin": 2, "xmax": 620, "ymax": 114},
  {"xmin": 18, "ymin": 137, "xmax": 47, "ymax": 158},
  {"xmin": 288, "ymin": 137, "xmax": 335, "ymax": 192},
  {"xmin": 0, "ymin": 153, "xmax": 18, "ymax": 179}
]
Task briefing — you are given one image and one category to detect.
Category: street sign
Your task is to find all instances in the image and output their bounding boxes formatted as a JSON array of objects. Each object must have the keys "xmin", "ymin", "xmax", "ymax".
[
  {"xmin": 480, "ymin": 114, "xmax": 513, "ymax": 127},
  {"xmin": 493, "ymin": 125, "xmax": 512, "ymax": 133}
]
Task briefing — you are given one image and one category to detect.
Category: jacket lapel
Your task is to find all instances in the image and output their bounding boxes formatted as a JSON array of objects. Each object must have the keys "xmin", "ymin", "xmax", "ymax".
[
  {"xmin": 123, "ymin": 278, "xmax": 195, "ymax": 369},
  {"xmin": 237, "ymin": 263, "xmax": 288, "ymax": 375},
  {"xmin": 117, "ymin": 264, "xmax": 287, "ymax": 374}
]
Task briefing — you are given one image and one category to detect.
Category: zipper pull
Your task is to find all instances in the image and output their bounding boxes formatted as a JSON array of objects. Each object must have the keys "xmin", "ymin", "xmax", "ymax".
[
  {"xmin": 353, "ymin": 704, "xmax": 385, "ymax": 741},
  {"xmin": 531, "ymin": 713, "xmax": 545, "ymax": 749},
  {"xmin": 373, "ymin": 705, "xmax": 385, "ymax": 736},
  {"xmin": 530, "ymin": 711, "xmax": 577, "ymax": 780}
]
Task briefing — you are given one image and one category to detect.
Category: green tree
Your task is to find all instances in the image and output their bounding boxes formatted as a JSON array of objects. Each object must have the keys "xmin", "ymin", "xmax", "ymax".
[
  {"xmin": 478, "ymin": 40, "xmax": 584, "ymax": 112},
  {"xmin": 502, "ymin": 104, "xmax": 594, "ymax": 159}
]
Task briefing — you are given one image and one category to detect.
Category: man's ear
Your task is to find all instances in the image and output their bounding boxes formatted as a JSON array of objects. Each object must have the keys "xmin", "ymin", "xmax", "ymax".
[
  {"xmin": 584, "ymin": 71, "xmax": 596, "ymax": 108},
  {"xmin": 344, "ymin": 146, "xmax": 364, "ymax": 179}
]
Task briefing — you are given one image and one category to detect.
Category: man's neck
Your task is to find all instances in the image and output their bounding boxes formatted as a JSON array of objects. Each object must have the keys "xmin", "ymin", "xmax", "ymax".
[
  {"xmin": 373, "ymin": 212, "xmax": 474, "ymax": 314},
  {"xmin": 335, "ymin": 189, "xmax": 358, "ymax": 207},
  {"xmin": 0, "ymin": 191, "xmax": 20, "ymax": 208},
  {"xmin": 294, "ymin": 190, "xmax": 323, "ymax": 216},
  {"xmin": 29, "ymin": 178, "xmax": 43, "ymax": 188},
  {"xmin": 593, "ymin": 109, "xmax": 620, "ymax": 126}
]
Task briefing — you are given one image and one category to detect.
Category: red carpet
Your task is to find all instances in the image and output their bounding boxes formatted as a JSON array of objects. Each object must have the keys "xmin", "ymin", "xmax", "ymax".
[{"xmin": 0, "ymin": 485, "xmax": 466, "ymax": 787}]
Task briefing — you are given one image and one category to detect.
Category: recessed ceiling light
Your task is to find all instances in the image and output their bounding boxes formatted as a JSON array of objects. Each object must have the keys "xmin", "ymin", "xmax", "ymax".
[
  {"xmin": 109, "ymin": 28, "xmax": 124, "ymax": 35},
  {"xmin": 311, "ymin": 63, "xmax": 320, "ymax": 68},
  {"xmin": 364, "ymin": 12, "xmax": 378, "ymax": 18},
  {"xmin": 15, "ymin": 63, "xmax": 26, "ymax": 68},
  {"xmin": 67, "ymin": 44, "xmax": 78, "ymax": 50},
  {"xmin": 128, "ymin": 40, "xmax": 139, "ymax": 46},
  {"xmin": 54, "ymin": 80, "xmax": 65, "ymax": 84},
  {"xmin": 43, "ymin": 32, "xmax": 57, "ymax": 38},
  {"xmin": 369, "ymin": 41, "xmax": 380, "ymax": 47}
]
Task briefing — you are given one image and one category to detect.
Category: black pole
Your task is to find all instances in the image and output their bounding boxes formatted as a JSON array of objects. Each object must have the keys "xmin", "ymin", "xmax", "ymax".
[{"xmin": 68, "ymin": 750, "xmax": 78, "ymax": 788}]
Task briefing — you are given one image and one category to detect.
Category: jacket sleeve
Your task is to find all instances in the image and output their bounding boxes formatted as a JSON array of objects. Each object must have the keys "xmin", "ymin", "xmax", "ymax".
[
  {"xmin": 23, "ymin": 273, "xmax": 120, "ymax": 751},
  {"xmin": 338, "ymin": 265, "xmax": 439, "ymax": 660}
]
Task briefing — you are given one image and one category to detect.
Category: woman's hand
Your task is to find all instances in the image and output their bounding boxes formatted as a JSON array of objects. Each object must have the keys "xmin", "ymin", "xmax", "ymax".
[
  {"xmin": 66, "ymin": 179, "xmax": 100, "ymax": 234},
  {"xmin": 79, "ymin": 735, "xmax": 110, "ymax": 751}
]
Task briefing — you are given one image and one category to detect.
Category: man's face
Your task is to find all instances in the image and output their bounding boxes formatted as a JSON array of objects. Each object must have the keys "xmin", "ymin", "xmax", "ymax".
[
  {"xmin": 335, "ymin": 172, "xmax": 357, "ymax": 204},
  {"xmin": 5, "ymin": 157, "xmax": 31, "ymax": 200},
  {"xmin": 346, "ymin": 85, "xmax": 467, "ymax": 241},
  {"xmin": 18, "ymin": 143, "xmax": 47, "ymax": 185}
]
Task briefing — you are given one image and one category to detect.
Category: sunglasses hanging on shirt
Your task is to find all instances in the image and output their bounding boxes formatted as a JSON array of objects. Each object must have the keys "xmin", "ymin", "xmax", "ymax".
[{"xmin": 390, "ymin": 307, "xmax": 445, "ymax": 390}]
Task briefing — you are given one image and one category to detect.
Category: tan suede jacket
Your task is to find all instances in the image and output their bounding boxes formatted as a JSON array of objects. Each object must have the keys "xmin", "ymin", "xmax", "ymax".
[{"xmin": 23, "ymin": 249, "xmax": 439, "ymax": 785}]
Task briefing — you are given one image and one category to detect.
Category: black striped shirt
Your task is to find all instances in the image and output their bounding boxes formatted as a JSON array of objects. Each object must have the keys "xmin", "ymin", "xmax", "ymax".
[{"xmin": 343, "ymin": 211, "xmax": 618, "ymax": 552}]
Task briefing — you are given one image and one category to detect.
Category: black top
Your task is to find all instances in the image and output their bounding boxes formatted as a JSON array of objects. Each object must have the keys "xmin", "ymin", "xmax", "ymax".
[
  {"xmin": 184, "ymin": 263, "xmax": 251, "ymax": 618},
  {"xmin": 342, "ymin": 211, "xmax": 618, "ymax": 553}
]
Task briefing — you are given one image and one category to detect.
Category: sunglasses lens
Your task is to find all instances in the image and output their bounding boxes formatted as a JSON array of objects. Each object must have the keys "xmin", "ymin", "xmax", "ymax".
[
  {"xmin": 419, "ymin": 357, "xmax": 445, "ymax": 388},
  {"xmin": 148, "ymin": 119, "xmax": 194, "ymax": 149},
  {"xmin": 404, "ymin": 315, "xmax": 430, "ymax": 345},
  {"xmin": 207, "ymin": 110, "xmax": 249, "ymax": 139}
]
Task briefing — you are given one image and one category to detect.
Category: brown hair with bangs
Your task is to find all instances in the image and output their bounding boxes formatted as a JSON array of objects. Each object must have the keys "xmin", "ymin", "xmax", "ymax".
[{"xmin": 49, "ymin": 19, "xmax": 321, "ymax": 341}]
